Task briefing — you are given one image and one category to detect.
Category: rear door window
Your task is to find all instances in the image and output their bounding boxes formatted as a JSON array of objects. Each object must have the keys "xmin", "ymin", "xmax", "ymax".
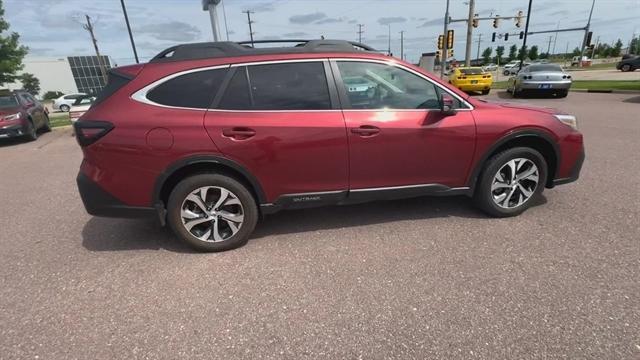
[
  {"xmin": 147, "ymin": 68, "xmax": 227, "ymax": 109},
  {"xmin": 218, "ymin": 62, "xmax": 331, "ymax": 110}
]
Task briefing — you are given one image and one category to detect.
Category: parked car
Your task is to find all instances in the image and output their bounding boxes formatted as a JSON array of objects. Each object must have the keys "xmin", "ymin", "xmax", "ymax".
[
  {"xmin": 507, "ymin": 64, "xmax": 572, "ymax": 98},
  {"xmin": 503, "ymin": 61, "xmax": 530, "ymax": 75},
  {"xmin": 0, "ymin": 89, "xmax": 50, "ymax": 141},
  {"xmin": 53, "ymin": 93, "xmax": 87, "ymax": 112},
  {"xmin": 74, "ymin": 39, "xmax": 584, "ymax": 252},
  {"xmin": 571, "ymin": 56, "xmax": 590, "ymax": 67},
  {"xmin": 69, "ymin": 95, "xmax": 95, "ymax": 122},
  {"xmin": 483, "ymin": 63, "xmax": 497, "ymax": 72},
  {"xmin": 616, "ymin": 55, "xmax": 639, "ymax": 72},
  {"xmin": 448, "ymin": 67, "xmax": 493, "ymax": 95}
]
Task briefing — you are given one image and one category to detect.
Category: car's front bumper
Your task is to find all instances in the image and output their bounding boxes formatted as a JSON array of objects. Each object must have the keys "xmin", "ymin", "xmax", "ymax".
[
  {"xmin": 553, "ymin": 146, "xmax": 585, "ymax": 186},
  {"xmin": 0, "ymin": 123, "xmax": 26, "ymax": 138},
  {"xmin": 519, "ymin": 80, "xmax": 572, "ymax": 90}
]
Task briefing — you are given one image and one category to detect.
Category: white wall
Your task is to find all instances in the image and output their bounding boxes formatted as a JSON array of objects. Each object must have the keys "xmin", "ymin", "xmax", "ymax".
[{"xmin": 6, "ymin": 57, "xmax": 78, "ymax": 98}]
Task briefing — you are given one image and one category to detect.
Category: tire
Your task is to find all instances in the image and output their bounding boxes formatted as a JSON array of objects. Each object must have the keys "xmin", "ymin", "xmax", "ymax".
[
  {"xmin": 24, "ymin": 120, "xmax": 37, "ymax": 141},
  {"xmin": 503, "ymin": 70, "xmax": 510, "ymax": 76},
  {"xmin": 59, "ymin": 104, "xmax": 70, "ymax": 112},
  {"xmin": 620, "ymin": 64, "xmax": 631, "ymax": 72},
  {"xmin": 167, "ymin": 173, "xmax": 258, "ymax": 252},
  {"xmin": 557, "ymin": 89, "xmax": 568, "ymax": 98},
  {"xmin": 481, "ymin": 89, "xmax": 490, "ymax": 95},
  {"xmin": 473, "ymin": 147, "xmax": 548, "ymax": 218},
  {"xmin": 42, "ymin": 114, "xmax": 52, "ymax": 132}
]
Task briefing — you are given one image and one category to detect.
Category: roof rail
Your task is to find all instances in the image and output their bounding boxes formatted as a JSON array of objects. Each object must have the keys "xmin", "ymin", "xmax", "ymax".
[{"xmin": 150, "ymin": 39, "xmax": 378, "ymax": 63}]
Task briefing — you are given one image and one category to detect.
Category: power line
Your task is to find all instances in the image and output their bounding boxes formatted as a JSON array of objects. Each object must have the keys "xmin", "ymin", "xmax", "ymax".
[{"xmin": 243, "ymin": 10, "xmax": 255, "ymax": 47}]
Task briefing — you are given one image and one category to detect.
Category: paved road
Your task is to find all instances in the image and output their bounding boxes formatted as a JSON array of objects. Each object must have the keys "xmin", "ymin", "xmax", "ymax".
[
  {"xmin": 1, "ymin": 92, "xmax": 639, "ymax": 359},
  {"xmin": 566, "ymin": 69, "xmax": 640, "ymax": 81}
]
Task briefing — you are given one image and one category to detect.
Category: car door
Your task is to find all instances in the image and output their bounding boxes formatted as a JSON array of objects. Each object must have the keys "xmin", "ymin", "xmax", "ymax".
[
  {"xmin": 204, "ymin": 60, "xmax": 349, "ymax": 203},
  {"xmin": 331, "ymin": 59, "xmax": 476, "ymax": 190}
]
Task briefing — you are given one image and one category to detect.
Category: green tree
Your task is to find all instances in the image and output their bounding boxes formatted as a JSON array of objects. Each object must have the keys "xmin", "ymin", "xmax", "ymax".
[
  {"xmin": 494, "ymin": 45, "xmax": 505, "ymax": 64},
  {"xmin": 508, "ymin": 44, "xmax": 518, "ymax": 61},
  {"xmin": 20, "ymin": 73, "xmax": 40, "ymax": 95},
  {"xmin": 611, "ymin": 39, "xmax": 623, "ymax": 57},
  {"xmin": 517, "ymin": 45, "xmax": 528, "ymax": 60},
  {"xmin": 0, "ymin": 0, "xmax": 28, "ymax": 85},
  {"xmin": 571, "ymin": 47, "xmax": 581, "ymax": 57},
  {"xmin": 631, "ymin": 36, "xmax": 640, "ymax": 55},
  {"xmin": 43, "ymin": 90, "xmax": 64, "ymax": 101},
  {"xmin": 481, "ymin": 47, "xmax": 492, "ymax": 64},
  {"xmin": 528, "ymin": 45, "xmax": 539, "ymax": 60}
]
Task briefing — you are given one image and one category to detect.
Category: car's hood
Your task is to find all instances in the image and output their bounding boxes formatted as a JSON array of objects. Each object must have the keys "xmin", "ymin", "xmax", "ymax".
[{"xmin": 478, "ymin": 99, "xmax": 559, "ymax": 114}]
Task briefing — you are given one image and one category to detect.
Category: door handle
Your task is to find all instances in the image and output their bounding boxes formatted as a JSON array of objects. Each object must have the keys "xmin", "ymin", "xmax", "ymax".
[
  {"xmin": 222, "ymin": 127, "xmax": 256, "ymax": 139},
  {"xmin": 351, "ymin": 125, "xmax": 380, "ymax": 137}
]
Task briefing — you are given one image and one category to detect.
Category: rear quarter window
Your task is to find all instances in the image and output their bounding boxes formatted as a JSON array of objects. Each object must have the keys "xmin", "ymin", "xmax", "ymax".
[{"xmin": 147, "ymin": 68, "xmax": 228, "ymax": 109}]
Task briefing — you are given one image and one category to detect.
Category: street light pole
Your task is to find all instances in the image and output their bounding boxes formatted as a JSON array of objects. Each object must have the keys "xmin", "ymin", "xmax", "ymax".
[
  {"xmin": 119, "ymin": 0, "xmax": 138, "ymax": 63},
  {"xmin": 440, "ymin": 0, "xmax": 450, "ymax": 79},
  {"xmin": 518, "ymin": 0, "xmax": 533, "ymax": 72},
  {"xmin": 202, "ymin": 0, "xmax": 222, "ymax": 42},
  {"xmin": 399, "ymin": 30, "xmax": 405, "ymax": 60},
  {"xmin": 387, "ymin": 24, "xmax": 391, "ymax": 55},
  {"xmin": 464, "ymin": 0, "xmax": 475, "ymax": 66},
  {"xmin": 578, "ymin": 0, "xmax": 596, "ymax": 67}
]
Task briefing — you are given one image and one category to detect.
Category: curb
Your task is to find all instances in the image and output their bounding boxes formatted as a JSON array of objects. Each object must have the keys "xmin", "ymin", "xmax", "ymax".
[{"xmin": 570, "ymin": 88, "xmax": 640, "ymax": 94}]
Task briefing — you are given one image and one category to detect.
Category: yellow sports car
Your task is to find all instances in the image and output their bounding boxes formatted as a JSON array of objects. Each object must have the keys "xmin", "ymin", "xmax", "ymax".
[{"xmin": 448, "ymin": 67, "xmax": 493, "ymax": 95}]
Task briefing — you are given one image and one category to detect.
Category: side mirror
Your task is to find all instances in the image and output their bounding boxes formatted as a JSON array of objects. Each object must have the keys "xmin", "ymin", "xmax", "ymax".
[{"xmin": 440, "ymin": 94, "xmax": 457, "ymax": 116}]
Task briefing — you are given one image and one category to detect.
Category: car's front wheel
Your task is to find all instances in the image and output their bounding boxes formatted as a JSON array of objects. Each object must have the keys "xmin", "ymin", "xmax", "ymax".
[
  {"xmin": 59, "ymin": 104, "xmax": 70, "ymax": 112},
  {"xmin": 474, "ymin": 147, "xmax": 548, "ymax": 217},
  {"xmin": 620, "ymin": 64, "xmax": 631, "ymax": 72},
  {"xmin": 167, "ymin": 173, "xmax": 258, "ymax": 252}
]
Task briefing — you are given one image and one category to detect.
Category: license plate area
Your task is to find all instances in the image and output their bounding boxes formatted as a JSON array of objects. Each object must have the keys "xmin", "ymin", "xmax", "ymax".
[
  {"xmin": 471, "ymin": 80, "xmax": 478, "ymax": 84},
  {"xmin": 538, "ymin": 84, "xmax": 552, "ymax": 89}
]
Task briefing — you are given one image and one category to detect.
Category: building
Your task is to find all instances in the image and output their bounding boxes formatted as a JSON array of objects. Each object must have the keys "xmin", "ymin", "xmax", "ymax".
[{"xmin": 6, "ymin": 55, "xmax": 112, "ymax": 98}]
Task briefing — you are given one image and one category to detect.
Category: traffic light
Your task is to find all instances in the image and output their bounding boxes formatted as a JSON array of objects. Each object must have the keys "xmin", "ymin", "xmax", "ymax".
[
  {"xmin": 504, "ymin": 33, "xmax": 509, "ymax": 41},
  {"xmin": 448, "ymin": 49, "xmax": 454, "ymax": 58},
  {"xmin": 519, "ymin": 31, "xmax": 525, "ymax": 40},
  {"xmin": 585, "ymin": 31, "xmax": 593, "ymax": 47},
  {"xmin": 436, "ymin": 50, "xmax": 442, "ymax": 58},
  {"xmin": 472, "ymin": 14, "xmax": 479, "ymax": 28},
  {"xmin": 515, "ymin": 10, "xmax": 524, "ymax": 28},
  {"xmin": 437, "ymin": 35, "xmax": 444, "ymax": 50},
  {"xmin": 447, "ymin": 30, "xmax": 454, "ymax": 49},
  {"xmin": 492, "ymin": 32, "xmax": 496, "ymax": 42},
  {"xmin": 493, "ymin": 16, "xmax": 500, "ymax": 28}
]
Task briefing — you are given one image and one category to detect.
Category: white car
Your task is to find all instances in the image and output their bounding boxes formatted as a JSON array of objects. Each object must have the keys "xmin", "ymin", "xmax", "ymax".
[
  {"xmin": 483, "ymin": 63, "xmax": 497, "ymax": 71},
  {"xmin": 69, "ymin": 96, "xmax": 95, "ymax": 122},
  {"xmin": 52, "ymin": 93, "xmax": 86, "ymax": 112},
  {"xmin": 503, "ymin": 61, "xmax": 530, "ymax": 76}
]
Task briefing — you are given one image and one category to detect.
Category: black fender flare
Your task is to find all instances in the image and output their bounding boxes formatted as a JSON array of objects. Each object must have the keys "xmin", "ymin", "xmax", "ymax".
[
  {"xmin": 466, "ymin": 129, "xmax": 561, "ymax": 192},
  {"xmin": 152, "ymin": 155, "xmax": 267, "ymax": 207}
]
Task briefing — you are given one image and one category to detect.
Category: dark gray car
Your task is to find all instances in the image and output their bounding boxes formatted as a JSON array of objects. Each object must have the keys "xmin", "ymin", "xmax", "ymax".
[{"xmin": 507, "ymin": 64, "xmax": 572, "ymax": 98}]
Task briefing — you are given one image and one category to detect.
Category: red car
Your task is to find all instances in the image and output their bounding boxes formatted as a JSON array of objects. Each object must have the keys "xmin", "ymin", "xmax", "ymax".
[
  {"xmin": 0, "ymin": 89, "xmax": 50, "ymax": 141},
  {"xmin": 74, "ymin": 40, "xmax": 584, "ymax": 252}
]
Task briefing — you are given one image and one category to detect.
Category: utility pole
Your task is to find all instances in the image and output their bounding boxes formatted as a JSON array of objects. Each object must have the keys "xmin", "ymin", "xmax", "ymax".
[
  {"xmin": 464, "ymin": 0, "xmax": 475, "ymax": 66},
  {"xmin": 202, "ymin": 0, "xmax": 222, "ymax": 41},
  {"xmin": 518, "ymin": 0, "xmax": 533, "ymax": 72},
  {"xmin": 119, "ymin": 0, "xmax": 138, "ymax": 63},
  {"xmin": 475, "ymin": 33, "xmax": 482, "ymax": 61},
  {"xmin": 399, "ymin": 30, "xmax": 405, "ymax": 60},
  {"xmin": 591, "ymin": 35, "xmax": 599, "ymax": 58},
  {"xmin": 221, "ymin": 0, "xmax": 229, "ymax": 40},
  {"xmin": 243, "ymin": 10, "xmax": 255, "ymax": 47},
  {"xmin": 441, "ymin": 0, "xmax": 450, "ymax": 79},
  {"xmin": 546, "ymin": 35, "xmax": 553, "ymax": 55},
  {"xmin": 357, "ymin": 24, "xmax": 364, "ymax": 43},
  {"xmin": 579, "ymin": 0, "xmax": 596, "ymax": 67},
  {"xmin": 387, "ymin": 24, "xmax": 391, "ymax": 55},
  {"xmin": 81, "ymin": 15, "xmax": 108, "ymax": 84}
]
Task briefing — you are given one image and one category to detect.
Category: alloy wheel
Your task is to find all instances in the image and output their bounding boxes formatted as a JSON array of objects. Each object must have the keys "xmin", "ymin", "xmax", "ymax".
[
  {"xmin": 491, "ymin": 158, "xmax": 539, "ymax": 209},
  {"xmin": 180, "ymin": 186, "xmax": 244, "ymax": 242}
]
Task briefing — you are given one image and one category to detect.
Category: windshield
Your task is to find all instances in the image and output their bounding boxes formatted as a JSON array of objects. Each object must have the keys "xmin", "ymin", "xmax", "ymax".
[
  {"xmin": 528, "ymin": 64, "xmax": 563, "ymax": 72},
  {"xmin": 459, "ymin": 68, "xmax": 484, "ymax": 75},
  {"xmin": 0, "ymin": 95, "xmax": 19, "ymax": 108}
]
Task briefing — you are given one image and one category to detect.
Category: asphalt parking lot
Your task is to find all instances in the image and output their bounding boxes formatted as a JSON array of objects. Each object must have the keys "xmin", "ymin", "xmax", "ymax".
[{"xmin": 1, "ymin": 92, "xmax": 638, "ymax": 359}]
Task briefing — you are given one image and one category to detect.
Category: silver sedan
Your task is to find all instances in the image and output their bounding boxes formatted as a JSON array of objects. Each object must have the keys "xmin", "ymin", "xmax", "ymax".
[{"xmin": 507, "ymin": 64, "xmax": 572, "ymax": 98}]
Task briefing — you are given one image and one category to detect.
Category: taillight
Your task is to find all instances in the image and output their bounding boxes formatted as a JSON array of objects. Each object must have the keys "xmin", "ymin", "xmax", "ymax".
[{"xmin": 73, "ymin": 120, "xmax": 114, "ymax": 147}]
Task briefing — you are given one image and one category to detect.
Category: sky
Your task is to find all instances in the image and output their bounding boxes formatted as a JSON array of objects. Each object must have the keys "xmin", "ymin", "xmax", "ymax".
[{"xmin": 4, "ymin": 0, "xmax": 640, "ymax": 66}]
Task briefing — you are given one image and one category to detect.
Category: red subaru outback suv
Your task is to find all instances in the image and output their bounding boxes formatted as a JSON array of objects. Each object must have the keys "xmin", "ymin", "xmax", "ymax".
[{"xmin": 74, "ymin": 40, "xmax": 584, "ymax": 252}]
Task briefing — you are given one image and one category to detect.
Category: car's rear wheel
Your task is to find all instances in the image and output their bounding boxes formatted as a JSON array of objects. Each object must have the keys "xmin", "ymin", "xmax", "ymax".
[
  {"xmin": 481, "ymin": 89, "xmax": 490, "ymax": 95},
  {"xmin": 557, "ymin": 89, "xmax": 568, "ymax": 98},
  {"xmin": 503, "ymin": 70, "xmax": 510, "ymax": 76},
  {"xmin": 59, "ymin": 104, "xmax": 70, "ymax": 112},
  {"xmin": 167, "ymin": 174, "xmax": 258, "ymax": 252},
  {"xmin": 621, "ymin": 64, "xmax": 631, "ymax": 72},
  {"xmin": 474, "ymin": 147, "xmax": 547, "ymax": 217},
  {"xmin": 42, "ymin": 114, "xmax": 52, "ymax": 132}
]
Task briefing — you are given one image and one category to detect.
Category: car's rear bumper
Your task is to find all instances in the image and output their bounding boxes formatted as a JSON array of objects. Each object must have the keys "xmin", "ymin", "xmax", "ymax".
[
  {"xmin": 0, "ymin": 124, "xmax": 26, "ymax": 138},
  {"xmin": 458, "ymin": 83, "xmax": 492, "ymax": 91},
  {"xmin": 553, "ymin": 147, "xmax": 585, "ymax": 186},
  {"xmin": 77, "ymin": 172, "xmax": 156, "ymax": 218},
  {"xmin": 520, "ymin": 80, "xmax": 572, "ymax": 90}
]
